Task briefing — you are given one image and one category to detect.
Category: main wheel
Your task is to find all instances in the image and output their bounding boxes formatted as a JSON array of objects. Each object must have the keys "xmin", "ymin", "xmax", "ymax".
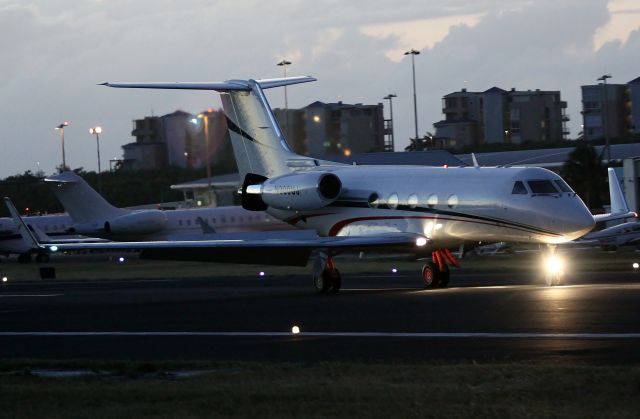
[
  {"xmin": 421, "ymin": 262, "xmax": 438, "ymax": 288},
  {"xmin": 314, "ymin": 267, "xmax": 341, "ymax": 294},
  {"xmin": 437, "ymin": 265, "xmax": 450, "ymax": 288}
]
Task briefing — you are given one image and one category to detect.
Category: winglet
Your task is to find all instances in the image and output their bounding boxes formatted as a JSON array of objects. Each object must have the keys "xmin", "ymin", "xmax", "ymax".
[{"xmin": 3, "ymin": 197, "xmax": 43, "ymax": 250}]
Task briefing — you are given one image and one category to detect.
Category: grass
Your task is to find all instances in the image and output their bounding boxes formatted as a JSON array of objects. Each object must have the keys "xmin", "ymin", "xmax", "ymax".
[{"xmin": 0, "ymin": 361, "xmax": 638, "ymax": 418}]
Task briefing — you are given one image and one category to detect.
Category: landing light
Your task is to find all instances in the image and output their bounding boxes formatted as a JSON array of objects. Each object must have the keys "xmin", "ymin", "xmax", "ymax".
[
  {"xmin": 391, "ymin": 268, "xmax": 398, "ymax": 273},
  {"xmin": 544, "ymin": 255, "xmax": 565, "ymax": 276},
  {"xmin": 49, "ymin": 245, "xmax": 58, "ymax": 253},
  {"xmin": 118, "ymin": 257, "xmax": 125, "ymax": 263},
  {"xmin": 2, "ymin": 276, "xmax": 7, "ymax": 283},
  {"xmin": 633, "ymin": 263, "xmax": 639, "ymax": 270},
  {"xmin": 416, "ymin": 237, "xmax": 428, "ymax": 247},
  {"xmin": 291, "ymin": 325, "xmax": 300, "ymax": 335},
  {"xmin": 259, "ymin": 271, "xmax": 265, "ymax": 277}
]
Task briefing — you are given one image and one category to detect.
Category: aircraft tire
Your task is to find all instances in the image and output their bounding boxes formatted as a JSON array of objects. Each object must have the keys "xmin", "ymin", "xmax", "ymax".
[
  {"xmin": 421, "ymin": 262, "xmax": 438, "ymax": 288},
  {"xmin": 314, "ymin": 268, "xmax": 341, "ymax": 294},
  {"xmin": 437, "ymin": 266, "xmax": 450, "ymax": 288},
  {"xmin": 328, "ymin": 268, "xmax": 342, "ymax": 294}
]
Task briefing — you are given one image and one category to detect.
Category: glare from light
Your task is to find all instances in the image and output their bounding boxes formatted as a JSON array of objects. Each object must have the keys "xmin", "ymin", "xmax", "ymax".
[
  {"xmin": 391, "ymin": 268, "xmax": 398, "ymax": 273},
  {"xmin": 313, "ymin": 115, "xmax": 321, "ymax": 123},
  {"xmin": 259, "ymin": 271, "xmax": 265, "ymax": 277},
  {"xmin": 291, "ymin": 325, "xmax": 300, "ymax": 335},
  {"xmin": 49, "ymin": 245, "xmax": 58, "ymax": 252},
  {"xmin": 633, "ymin": 262, "xmax": 639, "ymax": 269},
  {"xmin": 416, "ymin": 237, "xmax": 428, "ymax": 247},
  {"xmin": 2, "ymin": 276, "xmax": 7, "ymax": 283},
  {"xmin": 544, "ymin": 255, "xmax": 565, "ymax": 276},
  {"xmin": 118, "ymin": 257, "xmax": 125, "ymax": 263}
]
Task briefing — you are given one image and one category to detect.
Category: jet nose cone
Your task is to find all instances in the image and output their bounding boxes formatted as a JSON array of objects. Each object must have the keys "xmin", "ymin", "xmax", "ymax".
[{"xmin": 562, "ymin": 205, "xmax": 595, "ymax": 240}]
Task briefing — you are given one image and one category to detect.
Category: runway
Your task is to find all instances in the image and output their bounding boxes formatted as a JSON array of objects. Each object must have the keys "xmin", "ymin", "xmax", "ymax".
[{"xmin": 1, "ymin": 268, "xmax": 640, "ymax": 363}]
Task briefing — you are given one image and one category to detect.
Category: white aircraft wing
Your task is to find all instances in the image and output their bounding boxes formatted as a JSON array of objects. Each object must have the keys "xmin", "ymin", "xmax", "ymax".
[{"xmin": 43, "ymin": 234, "xmax": 430, "ymax": 266}]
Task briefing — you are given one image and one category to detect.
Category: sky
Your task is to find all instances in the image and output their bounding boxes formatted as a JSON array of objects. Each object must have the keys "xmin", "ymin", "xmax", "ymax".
[{"xmin": 1, "ymin": 0, "xmax": 639, "ymax": 178}]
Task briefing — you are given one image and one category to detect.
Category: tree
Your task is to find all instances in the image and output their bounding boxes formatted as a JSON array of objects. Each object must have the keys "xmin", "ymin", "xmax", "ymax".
[{"xmin": 560, "ymin": 143, "xmax": 607, "ymax": 210}]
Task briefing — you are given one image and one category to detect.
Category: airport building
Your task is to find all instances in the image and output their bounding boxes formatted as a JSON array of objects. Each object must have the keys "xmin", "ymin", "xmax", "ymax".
[
  {"xmin": 273, "ymin": 101, "xmax": 387, "ymax": 158},
  {"xmin": 580, "ymin": 76, "xmax": 640, "ymax": 141},
  {"xmin": 433, "ymin": 87, "xmax": 569, "ymax": 149}
]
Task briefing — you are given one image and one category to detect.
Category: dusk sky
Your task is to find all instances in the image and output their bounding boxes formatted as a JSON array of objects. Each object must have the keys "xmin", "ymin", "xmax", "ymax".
[{"xmin": 1, "ymin": 0, "xmax": 639, "ymax": 177}]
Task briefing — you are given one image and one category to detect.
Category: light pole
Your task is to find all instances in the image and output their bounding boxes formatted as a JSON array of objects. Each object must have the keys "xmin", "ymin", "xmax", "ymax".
[
  {"xmin": 277, "ymin": 60, "xmax": 292, "ymax": 137},
  {"xmin": 404, "ymin": 49, "xmax": 420, "ymax": 142},
  {"xmin": 89, "ymin": 126, "xmax": 103, "ymax": 194},
  {"xmin": 197, "ymin": 112, "xmax": 213, "ymax": 206},
  {"xmin": 383, "ymin": 94, "xmax": 397, "ymax": 151},
  {"xmin": 598, "ymin": 74, "xmax": 612, "ymax": 163},
  {"xmin": 55, "ymin": 121, "xmax": 69, "ymax": 171}
]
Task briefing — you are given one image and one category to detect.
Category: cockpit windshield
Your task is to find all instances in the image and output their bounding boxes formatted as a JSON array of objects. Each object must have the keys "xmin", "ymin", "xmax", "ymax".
[
  {"xmin": 527, "ymin": 180, "xmax": 559, "ymax": 194},
  {"xmin": 512, "ymin": 181, "xmax": 528, "ymax": 194},
  {"xmin": 553, "ymin": 178, "xmax": 574, "ymax": 193}
]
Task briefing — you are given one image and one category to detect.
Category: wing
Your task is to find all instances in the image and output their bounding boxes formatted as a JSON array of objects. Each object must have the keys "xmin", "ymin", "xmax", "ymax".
[{"xmin": 43, "ymin": 233, "xmax": 431, "ymax": 266}]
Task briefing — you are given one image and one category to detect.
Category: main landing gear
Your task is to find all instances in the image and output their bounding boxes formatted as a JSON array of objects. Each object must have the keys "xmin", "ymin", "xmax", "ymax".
[
  {"xmin": 421, "ymin": 249, "xmax": 459, "ymax": 289},
  {"xmin": 313, "ymin": 257, "xmax": 342, "ymax": 294}
]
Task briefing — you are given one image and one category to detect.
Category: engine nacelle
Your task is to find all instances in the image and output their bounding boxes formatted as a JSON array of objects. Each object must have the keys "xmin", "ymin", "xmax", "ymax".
[
  {"xmin": 103, "ymin": 210, "xmax": 168, "ymax": 235},
  {"xmin": 246, "ymin": 172, "xmax": 342, "ymax": 211}
]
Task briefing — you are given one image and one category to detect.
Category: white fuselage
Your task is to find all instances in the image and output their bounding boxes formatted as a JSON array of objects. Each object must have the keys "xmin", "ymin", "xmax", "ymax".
[{"xmin": 268, "ymin": 165, "xmax": 595, "ymax": 249}]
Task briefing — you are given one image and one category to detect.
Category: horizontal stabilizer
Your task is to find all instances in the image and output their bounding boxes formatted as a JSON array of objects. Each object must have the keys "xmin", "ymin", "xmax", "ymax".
[{"xmin": 101, "ymin": 76, "xmax": 316, "ymax": 92}]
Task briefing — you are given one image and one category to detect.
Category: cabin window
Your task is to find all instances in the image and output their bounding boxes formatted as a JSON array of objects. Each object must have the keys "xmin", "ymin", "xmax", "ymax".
[
  {"xmin": 527, "ymin": 180, "xmax": 558, "ymax": 194},
  {"xmin": 512, "ymin": 181, "xmax": 528, "ymax": 194},
  {"xmin": 408, "ymin": 194, "xmax": 418, "ymax": 209},
  {"xmin": 553, "ymin": 179, "xmax": 573, "ymax": 193},
  {"xmin": 427, "ymin": 194, "xmax": 438, "ymax": 209},
  {"xmin": 447, "ymin": 194, "xmax": 459, "ymax": 209},
  {"xmin": 368, "ymin": 193, "xmax": 380, "ymax": 208},
  {"xmin": 387, "ymin": 193, "xmax": 399, "ymax": 209}
]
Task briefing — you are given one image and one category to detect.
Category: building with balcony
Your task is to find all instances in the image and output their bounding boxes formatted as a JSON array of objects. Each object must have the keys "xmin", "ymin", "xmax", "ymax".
[
  {"xmin": 581, "ymin": 77, "xmax": 640, "ymax": 141},
  {"xmin": 274, "ymin": 101, "xmax": 387, "ymax": 158},
  {"xmin": 433, "ymin": 87, "xmax": 569, "ymax": 149}
]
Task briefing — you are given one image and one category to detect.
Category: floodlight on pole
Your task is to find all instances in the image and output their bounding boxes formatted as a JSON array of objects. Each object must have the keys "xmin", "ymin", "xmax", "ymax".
[
  {"xmin": 404, "ymin": 49, "xmax": 420, "ymax": 142},
  {"xmin": 597, "ymin": 74, "xmax": 612, "ymax": 163},
  {"xmin": 55, "ymin": 121, "xmax": 69, "ymax": 171},
  {"xmin": 383, "ymin": 94, "xmax": 397, "ymax": 151},
  {"xmin": 197, "ymin": 112, "xmax": 213, "ymax": 205},
  {"xmin": 89, "ymin": 126, "xmax": 103, "ymax": 193}
]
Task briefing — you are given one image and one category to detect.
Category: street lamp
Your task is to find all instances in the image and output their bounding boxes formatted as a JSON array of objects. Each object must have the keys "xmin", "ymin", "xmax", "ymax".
[
  {"xmin": 404, "ymin": 49, "xmax": 420, "ymax": 142},
  {"xmin": 597, "ymin": 74, "xmax": 612, "ymax": 163},
  {"xmin": 89, "ymin": 126, "xmax": 103, "ymax": 194},
  {"xmin": 277, "ymin": 60, "xmax": 292, "ymax": 138},
  {"xmin": 197, "ymin": 112, "xmax": 213, "ymax": 206},
  {"xmin": 55, "ymin": 121, "xmax": 69, "ymax": 171},
  {"xmin": 383, "ymin": 94, "xmax": 397, "ymax": 151}
]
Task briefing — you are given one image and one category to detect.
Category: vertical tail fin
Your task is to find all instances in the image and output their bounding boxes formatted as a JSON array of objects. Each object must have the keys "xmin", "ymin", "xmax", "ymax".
[
  {"xmin": 44, "ymin": 172, "xmax": 127, "ymax": 224},
  {"xmin": 102, "ymin": 77, "xmax": 318, "ymax": 179},
  {"xmin": 607, "ymin": 167, "xmax": 629, "ymax": 214}
]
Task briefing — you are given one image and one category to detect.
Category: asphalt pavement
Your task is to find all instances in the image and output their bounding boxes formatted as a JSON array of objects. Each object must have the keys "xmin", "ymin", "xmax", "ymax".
[{"xmin": 1, "ymin": 266, "xmax": 640, "ymax": 363}]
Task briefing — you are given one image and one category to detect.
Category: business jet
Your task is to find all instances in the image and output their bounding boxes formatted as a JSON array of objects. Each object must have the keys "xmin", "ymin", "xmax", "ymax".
[
  {"xmin": 44, "ymin": 171, "xmax": 293, "ymax": 241},
  {"xmin": 1, "ymin": 172, "xmax": 293, "ymax": 262},
  {"xmin": 21, "ymin": 76, "xmax": 623, "ymax": 293}
]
